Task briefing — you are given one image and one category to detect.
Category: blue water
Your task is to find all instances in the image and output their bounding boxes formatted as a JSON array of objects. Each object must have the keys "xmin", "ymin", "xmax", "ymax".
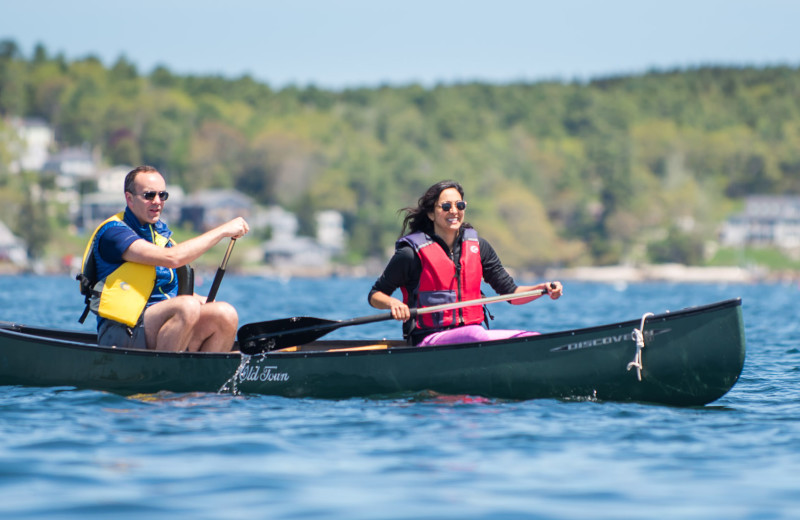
[{"xmin": 1, "ymin": 275, "xmax": 799, "ymax": 519}]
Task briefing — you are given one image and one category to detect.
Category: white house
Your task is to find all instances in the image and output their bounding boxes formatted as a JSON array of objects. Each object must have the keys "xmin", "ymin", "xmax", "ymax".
[
  {"xmin": 260, "ymin": 208, "xmax": 346, "ymax": 271},
  {"xmin": 262, "ymin": 235, "xmax": 333, "ymax": 269},
  {"xmin": 94, "ymin": 165, "xmax": 131, "ymax": 193},
  {"xmin": 42, "ymin": 145, "xmax": 98, "ymax": 190},
  {"xmin": 0, "ymin": 220, "xmax": 28, "ymax": 267},
  {"xmin": 720, "ymin": 196, "xmax": 800, "ymax": 249},
  {"xmin": 258, "ymin": 206, "xmax": 298, "ymax": 241},
  {"xmin": 7, "ymin": 117, "xmax": 53, "ymax": 173},
  {"xmin": 316, "ymin": 210, "xmax": 346, "ymax": 253}
]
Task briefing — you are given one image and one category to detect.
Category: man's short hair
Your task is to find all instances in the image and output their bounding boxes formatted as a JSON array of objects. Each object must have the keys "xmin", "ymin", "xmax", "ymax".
[{"xmin": 124, "ymin": 165, "xmax": 160, "ymax": 194}]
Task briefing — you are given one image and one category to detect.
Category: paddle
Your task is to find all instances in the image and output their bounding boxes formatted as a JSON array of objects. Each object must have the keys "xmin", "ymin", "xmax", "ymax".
[
  {"xmin": 237, "ymin": 288, "xmax": 547, "ymax": 354},
  {"xmin": 205, "ymin": 238, "xmax": 236, "ymax": 303}
]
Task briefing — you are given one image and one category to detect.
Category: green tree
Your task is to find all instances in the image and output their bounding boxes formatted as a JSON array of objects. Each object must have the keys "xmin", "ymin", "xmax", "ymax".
[
  {"xmin": 648, "ymin": 227, "xmax": 705, "ymax": 265},
  {"xmin": 4, "ymin": 38, "xmax": 800, "ymax": 269},
  {"xmin": 15, "ymin": 183, "xmax": 51, "ymax": 260},
  {"xmin": 0, "ymin": 52, "xmax": 27, "ymax": 115}
]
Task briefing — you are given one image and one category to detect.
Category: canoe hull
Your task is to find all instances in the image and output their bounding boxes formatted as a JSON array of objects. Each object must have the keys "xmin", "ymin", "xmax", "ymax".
[
  {"xmin": 0, "ymin": 299, "xmax": 745, "ymax": 406},
  {"xmin": 234, "ymin": 298, "xmax": 745, "ymax": 405}
]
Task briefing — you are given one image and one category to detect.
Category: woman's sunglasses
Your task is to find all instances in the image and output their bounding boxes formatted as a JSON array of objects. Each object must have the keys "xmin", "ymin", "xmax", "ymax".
[
  {"xmin": 140, "ymin": 191, "xmax": 169, "ymax": 201},
  {"xmin": 438, "ymin": 201, "xmax": 466, "ymax": 211}
]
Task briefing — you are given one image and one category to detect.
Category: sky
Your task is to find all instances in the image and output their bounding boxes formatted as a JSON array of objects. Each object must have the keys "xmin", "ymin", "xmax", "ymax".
[{"xmin": 2, "ymin": 0, "xmax": 799, "ymax": 90}]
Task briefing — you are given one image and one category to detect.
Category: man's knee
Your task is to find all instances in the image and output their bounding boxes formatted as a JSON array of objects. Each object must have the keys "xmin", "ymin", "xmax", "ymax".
[
  {"xmin": 174, "ymin": 295, "xmax": 203, "ymax": 324},
  {"xmin": 209, "ymin": 301, "xmax": 238, "ymax": 328}
]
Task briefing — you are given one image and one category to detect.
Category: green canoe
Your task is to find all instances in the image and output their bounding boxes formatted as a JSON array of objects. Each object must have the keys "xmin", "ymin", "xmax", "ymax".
[{"xmin": 0, "ymin": 298, "xmax": 745, "ymax": 406}]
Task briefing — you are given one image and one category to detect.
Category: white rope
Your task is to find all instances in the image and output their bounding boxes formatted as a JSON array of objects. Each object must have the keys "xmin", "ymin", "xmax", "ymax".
[{"xmin": 627, "ymin": 312, "xmax": 654, "ymax": 381}]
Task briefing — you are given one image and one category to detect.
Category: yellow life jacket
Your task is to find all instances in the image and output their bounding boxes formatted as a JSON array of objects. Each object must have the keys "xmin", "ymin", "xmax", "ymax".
[{"xmin": 78, "ymin": 212, "xmax": 172, "ymax": 327}]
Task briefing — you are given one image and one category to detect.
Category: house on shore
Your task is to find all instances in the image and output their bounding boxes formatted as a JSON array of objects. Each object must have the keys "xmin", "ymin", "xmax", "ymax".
[
  {"xmin": 721, "ymin": 196, "xmax": 800, "ymax": 250},
  {"xmin": 0, "ymin": 220, "xmax": 28, "ymax": 269},
  {"xmin": 41, "ymin": 145, "xmax": 99, "ymax": 191},
  {"xmin": 179, "ymin": 189, "xmax": 253, "ymax": 232},
  {"xmin": 260, "ymin": 207, "xmax": 347, "ymax": 275},
  {"xmin": 7, "ymin": 117, "xmax": 54, "ymax": 173}
]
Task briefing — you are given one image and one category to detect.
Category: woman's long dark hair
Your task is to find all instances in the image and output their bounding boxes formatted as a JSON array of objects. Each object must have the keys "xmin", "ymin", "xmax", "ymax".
[{"xmin": 399, "ymin": 180, "xmax": 469, "ymax": 237}]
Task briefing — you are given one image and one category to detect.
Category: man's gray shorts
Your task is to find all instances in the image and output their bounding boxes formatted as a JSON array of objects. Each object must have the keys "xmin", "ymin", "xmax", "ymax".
[{"xmin": 97, "ymin": 319, "xmax": 148, "ymax": 349}]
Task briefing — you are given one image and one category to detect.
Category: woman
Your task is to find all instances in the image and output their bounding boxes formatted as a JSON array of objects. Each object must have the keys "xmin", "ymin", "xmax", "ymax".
[{"xmin": 368, "ymin": 180, "xmax": 563, "ymax": 346}]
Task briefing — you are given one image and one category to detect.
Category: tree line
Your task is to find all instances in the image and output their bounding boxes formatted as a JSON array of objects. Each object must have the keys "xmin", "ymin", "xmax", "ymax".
[{"xmin": 1, "ymin": 39, "xmax": 799, "ymax": 269}]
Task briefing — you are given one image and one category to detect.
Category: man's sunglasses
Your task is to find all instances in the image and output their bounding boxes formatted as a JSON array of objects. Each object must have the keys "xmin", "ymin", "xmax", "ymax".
[
  {"xmin": 438, "ymin": 201, "xmax": 467, "ymax": 211},
  {"xmin": 140, "ymin": 191, "xmax": 169, "ymax": 201}
]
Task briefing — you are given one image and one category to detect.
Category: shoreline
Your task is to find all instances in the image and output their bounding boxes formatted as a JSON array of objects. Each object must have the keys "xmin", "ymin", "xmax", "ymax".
[
  {"xmin": 543, "ymin": 264, "xmax": 768, "ymax": 284},
  {"xmin": 2, "ymin": 261, "xmax": 795, "ymax": 284},
  {"xmin": 239, "ymin": 262, "xmax": 792, "ymax": 284}
]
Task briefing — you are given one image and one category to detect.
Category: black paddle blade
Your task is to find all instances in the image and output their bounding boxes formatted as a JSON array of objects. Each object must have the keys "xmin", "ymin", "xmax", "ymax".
[{"xmin": 237, "ymin": 316, "xmax": 339, "ymax": 354}]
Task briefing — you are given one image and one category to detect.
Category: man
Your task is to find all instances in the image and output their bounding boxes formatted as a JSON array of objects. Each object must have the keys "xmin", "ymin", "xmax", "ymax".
[{"xmin": 79, "ymin": 165, "xmax": 249, "ymax": 352}]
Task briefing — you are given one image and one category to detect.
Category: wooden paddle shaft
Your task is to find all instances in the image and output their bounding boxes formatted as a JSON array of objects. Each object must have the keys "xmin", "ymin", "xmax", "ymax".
[
  {"xmin": 411, "ymin": 288, "xmax": 546, "ymax": 317},
  {"xmin": 237, "ymin": 287, "xmax": 549, "ymax": 353}
]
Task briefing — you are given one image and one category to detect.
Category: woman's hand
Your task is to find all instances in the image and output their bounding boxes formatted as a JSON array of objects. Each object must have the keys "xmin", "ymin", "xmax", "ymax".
[
  {"xmin": 387, "ymin": 298, "xmax": 412, "ymax": 321},
  {"xmin": 370, "ymin": 291, "xmax": 412, "ymax": 321},
  {"xmin": 511, "ymin": 281, "xmax": 563, "ymax": 304},
  {"xmin": 544, "ymin": 281, "xmax": 563, "ymax": 299}
]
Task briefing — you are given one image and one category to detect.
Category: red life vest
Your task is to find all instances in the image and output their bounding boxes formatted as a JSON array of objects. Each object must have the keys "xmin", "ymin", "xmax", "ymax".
[{"xmin": 398, "ymin": 229, "xmax": 484, "ymax": 334}]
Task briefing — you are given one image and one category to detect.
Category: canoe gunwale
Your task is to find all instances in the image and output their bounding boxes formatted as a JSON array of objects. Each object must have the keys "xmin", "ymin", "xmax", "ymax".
[
  {"xmin": 0, "ymin": 323, "xmax": 241, "ymax": 360},
  {"xmin": 264, "ymin": 297, "xmax": 743, "ymax": 358},
  {"xmin": 0, "ymin": 297, "xmax": 742, "ymax": 359}
]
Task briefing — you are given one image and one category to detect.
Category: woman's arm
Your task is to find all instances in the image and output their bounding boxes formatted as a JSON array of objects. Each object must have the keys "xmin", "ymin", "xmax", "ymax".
[
  {"xmin": 368, "ymin": 245, "xmax": 418, "ymax": 321},
  {"xmin": 369, "ymin": 290, "xmax": 412, "ymax": 321},
  {"xmin": 510, "ymin": 281, "xmax": 563, "ymax": 305},
  {"xmin": 479, "ymin": 237, "xmax": 563, "ymax": 304}
]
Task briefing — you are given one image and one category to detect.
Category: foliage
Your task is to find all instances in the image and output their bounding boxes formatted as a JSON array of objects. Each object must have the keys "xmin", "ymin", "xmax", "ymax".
[
  {"xmin": 708, "ymin": 247, "xmax": 800, "ymax": 271},
  {"xmin": 2, "ymin": 39, "xmax": 800, "ymax": 269},
  {"xmin": 15, "ymin": 182, "xmax": 51, "ymax": 260},
  {"xmin": 647, "ymin": 227, "xmax": 705, "ymax": 265}
]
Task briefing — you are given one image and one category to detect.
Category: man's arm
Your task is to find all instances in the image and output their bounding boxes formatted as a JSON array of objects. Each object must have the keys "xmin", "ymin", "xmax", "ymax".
[{"xmin": 122, "ymin": 217, "xmax": 249, "ymax": 268}]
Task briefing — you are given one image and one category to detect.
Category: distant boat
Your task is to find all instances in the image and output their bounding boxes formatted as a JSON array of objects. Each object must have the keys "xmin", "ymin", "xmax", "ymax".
[{"xmin": 0, "ymin": 299, "xmax": 745, "ymax": 406}]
